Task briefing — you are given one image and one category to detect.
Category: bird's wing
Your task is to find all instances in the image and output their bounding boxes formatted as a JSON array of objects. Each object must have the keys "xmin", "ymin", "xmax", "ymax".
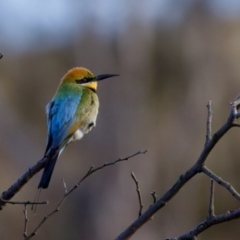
[{"xmin": 45, "ymin": 92, "xmax": 82, "ymax": 154}]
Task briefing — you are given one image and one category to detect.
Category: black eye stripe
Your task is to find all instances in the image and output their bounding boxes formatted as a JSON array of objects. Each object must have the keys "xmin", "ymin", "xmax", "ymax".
[{"xmin": 76, "ymin": 77, "xmax": 95, "ymax": 84}]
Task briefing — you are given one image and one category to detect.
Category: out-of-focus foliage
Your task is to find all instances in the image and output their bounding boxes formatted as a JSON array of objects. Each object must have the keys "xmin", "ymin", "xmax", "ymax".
[{"xmin": 1, "ymin": 1, "xmax": 240, "ymax": 240}]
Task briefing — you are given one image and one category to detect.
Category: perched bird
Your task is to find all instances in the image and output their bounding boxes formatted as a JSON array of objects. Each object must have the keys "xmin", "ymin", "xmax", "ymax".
[{"xmin": 38, "ymin": 67, "xmax": 118, "ymax": 189}]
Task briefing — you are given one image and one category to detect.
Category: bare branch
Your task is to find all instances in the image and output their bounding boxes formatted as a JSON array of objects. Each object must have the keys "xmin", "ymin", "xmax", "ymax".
[
  {"xmin": 25, "ymin": 208, "xmax": 58, "ymax": 239},
  {"xmin": 0, "ymin": 198, "xmax": 47, "ymax": 205},
  {"xmin": 115, "ymin": 100, "xmax": 240, "ymax": 240},
  {"xmin": 24, "ymin": 151, "xmax": 146, "ymax": 239},
  {"xmin": 67, "ymin": 150, "xmax": 147, "ymax": 196},
  {"xmin": 205, "ymin": 100, "xmax": 212, "ymax": 144},
  {"xmin": 79, "ymin": 150, "xmax": 147, "ymax": 183},
  {"xmin": 0, "ymin": 150, "xmax": 147, "ymax": 211},
  {"xmin": 169, "ymin": 209, "xmax": 240, "ymax": 240},
  {"xmin": 0, "ymin": 157, "xmax": 48, "ymax": 210},
  {"xmin": 23, "ymin": 204, "xmax": 29, "ymax": 239},
  {"xmin": 131, "ymin": 171, "xmax": 143, "ymax": 217},
  {"xmin": 202, "ymin": 166, "xmax": 240, "ymax": 201},
  {"xmin": 208, "ymin": 179, "xmax": 215, "ymax": 219}
]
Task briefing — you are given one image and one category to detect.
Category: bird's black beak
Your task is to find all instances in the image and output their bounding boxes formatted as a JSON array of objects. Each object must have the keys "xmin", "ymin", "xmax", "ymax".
[{"xmin": 94, "ymin": 74, "xmax": 119, "ymax": 82}]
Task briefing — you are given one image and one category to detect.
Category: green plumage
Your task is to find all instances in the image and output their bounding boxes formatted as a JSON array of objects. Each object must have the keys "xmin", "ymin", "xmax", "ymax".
[{"xmin": 37, "ymin": 67, "xmax": 117, "ymax": 190}]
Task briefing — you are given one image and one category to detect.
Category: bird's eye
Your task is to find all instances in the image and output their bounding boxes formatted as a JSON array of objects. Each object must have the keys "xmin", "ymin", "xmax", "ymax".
[{"xmin": 76, "ymin": 78, "xmax": 88, "ymax": 84}]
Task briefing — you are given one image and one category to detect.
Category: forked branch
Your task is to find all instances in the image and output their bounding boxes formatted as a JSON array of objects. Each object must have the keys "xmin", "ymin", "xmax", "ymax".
[
  {"xmin": 24, "ymin": 151, "xmax": 146, "ymax": 239},
  {"xmin": 116, "ymin": 98, "xmax": 240, "ymax": 240}
]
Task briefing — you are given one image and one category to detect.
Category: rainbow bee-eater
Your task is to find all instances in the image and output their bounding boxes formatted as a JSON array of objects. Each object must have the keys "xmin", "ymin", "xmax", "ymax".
[{"xmin": 38, "ymin": 67, "xmax": 118, "ymax": 189}]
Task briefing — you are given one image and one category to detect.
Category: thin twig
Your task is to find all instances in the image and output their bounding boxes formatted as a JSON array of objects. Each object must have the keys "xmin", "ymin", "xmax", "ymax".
[
  {"xmin": 131, "ymin": 171, "xmax": 143, "ymax": 217},
  {"xmin": 150, "ymin": 191, "xmax": 158, "ymax": 220},
  {"xmin": 67, "ymin": 150, "xmax": 147, "ymax": 197},
  {"xmin": 62, "ymin": 178, "xmax": 68, "ymax": 194},
  {"xmin": 0, "ymin": 198, "xmax": 47, "ymax": 205},
  {"xmin": 23, "ymin": 204, "xmax": 29, "ymax": 239},
  {"xmin": 25, "ymin": 151, "xmax": 146, "ymax": 239},
  {"xmin": 208, "ymin": 179, "xmax": 215, "ymax": 219},
  {"xmin": 151, "ymin": 191, "xmax": 157, "ymax": 204},
  {"xmin": 201, "ymin": 166, "xmax": 240, "ymax": 201},
  {"xmin": 79, "ymin": 151, "xmax": 147, "ymax": 184},
  {"xmin": 205, "ymin": 101, "xmax": 212, "ymax": 144}
]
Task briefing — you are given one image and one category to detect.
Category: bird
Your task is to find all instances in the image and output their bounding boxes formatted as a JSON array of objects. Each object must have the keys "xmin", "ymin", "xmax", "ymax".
[{"xmin": 37, "ymin": 67, "xmax": 119, "ymax": 190}]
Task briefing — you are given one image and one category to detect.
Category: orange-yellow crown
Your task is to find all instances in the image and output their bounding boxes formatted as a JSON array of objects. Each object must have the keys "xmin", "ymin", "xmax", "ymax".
[{"xmin": 62, "ymin": 67, "xmax": 97, "ymax": 91}]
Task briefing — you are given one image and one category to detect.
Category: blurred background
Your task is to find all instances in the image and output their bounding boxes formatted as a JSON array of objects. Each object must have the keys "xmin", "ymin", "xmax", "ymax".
[{"xmin": 1, "ymin": 0, "xmax": 240, "ymax": 239}]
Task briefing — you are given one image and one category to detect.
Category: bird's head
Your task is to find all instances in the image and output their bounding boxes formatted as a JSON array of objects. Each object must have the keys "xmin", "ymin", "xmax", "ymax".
[{"xmin": 62, "ymin": 67, "xmax": 119, "ymax": 92}]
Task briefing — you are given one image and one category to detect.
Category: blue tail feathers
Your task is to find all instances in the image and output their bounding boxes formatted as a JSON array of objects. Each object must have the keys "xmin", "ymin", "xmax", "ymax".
[{"xmin": 38, "ymin": 151, "xmax": 59, "ymax": 189}]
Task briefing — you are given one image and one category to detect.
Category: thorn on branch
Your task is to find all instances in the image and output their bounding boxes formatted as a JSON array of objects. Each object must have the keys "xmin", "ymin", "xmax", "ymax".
[{"xmin": 131, "ymin": 171, "xmax": 143, "ymax": 217}]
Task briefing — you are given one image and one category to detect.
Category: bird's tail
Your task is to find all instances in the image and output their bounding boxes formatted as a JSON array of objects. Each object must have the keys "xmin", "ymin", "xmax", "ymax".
[
  {"xmin": 32, "ymin": 188, "xmax": 42, "ymax": 213},
  {"xmin": 38, "ymin": 150, "xmax": 59, "ymax": 189}
]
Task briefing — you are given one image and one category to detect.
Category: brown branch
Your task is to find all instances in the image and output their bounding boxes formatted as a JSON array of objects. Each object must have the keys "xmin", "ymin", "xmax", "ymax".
[
  {"xmin": 131, "ymin": 171, "xmax": 143, "ymax": 217},
  {"xmin": 202, "ymin": 166, "xmax": 240, "ymax": 201},
  {"xmin": 24, "ymin": 151, "xmax": 146, "ymax": 239},
  {"xmin": 115, "ymin": 99, "xmax": 240, "ymax": 240}
]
